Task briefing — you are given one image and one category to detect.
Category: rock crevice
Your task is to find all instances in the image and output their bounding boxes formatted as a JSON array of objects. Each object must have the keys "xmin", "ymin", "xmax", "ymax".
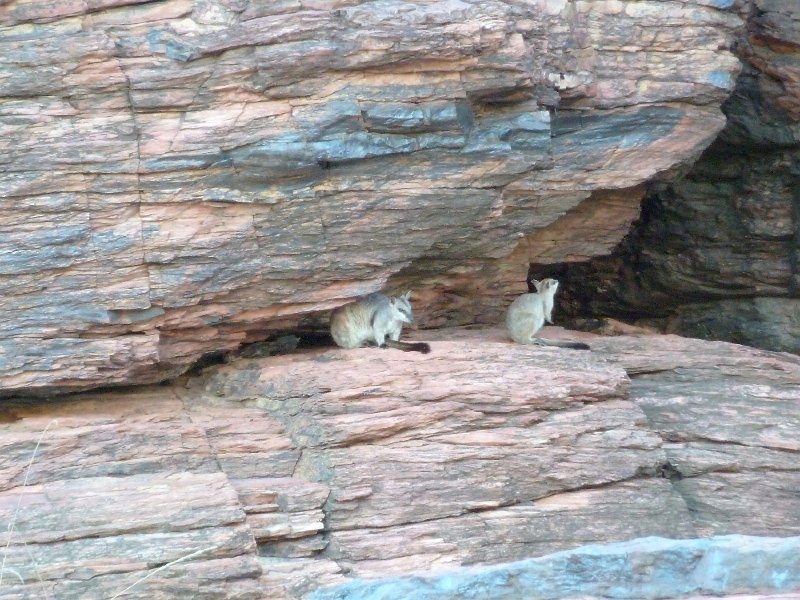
[{"xmin": 556, "ymin": 0, "xmax": 800, "ymax": 354}]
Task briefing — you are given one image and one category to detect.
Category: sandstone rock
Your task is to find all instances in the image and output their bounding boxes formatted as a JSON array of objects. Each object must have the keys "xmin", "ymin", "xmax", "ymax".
[
  {"xmin": 0, "ymin": 328, "xmax": 798, "ymax": 598},
  {"xmin": 556, "ymin": 0, "xmax": 800, "ymax": 354},
  {"xmin": 672, "ymin": 297, "xmax": 800, "ymax": 354},
  {"xmin": 309, "ymin": 535, "xmax": 800, "ymax": 600},
  {"xmin": 0, "ymin": 0, "xmax": 743, "ymax": 393}
]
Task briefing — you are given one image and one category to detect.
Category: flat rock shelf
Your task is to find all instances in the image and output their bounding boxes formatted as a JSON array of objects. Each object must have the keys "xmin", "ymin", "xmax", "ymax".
[{"xmin": 0, "ymin": 327, "xmax": 798, "ymax": 599}]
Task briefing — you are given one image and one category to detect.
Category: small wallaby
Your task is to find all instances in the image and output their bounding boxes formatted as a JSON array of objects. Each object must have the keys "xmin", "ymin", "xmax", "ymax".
[
  {"xmin": 330, "ymin": 291, "xmax": 431, "ymax": 353},
  {"xmin": 506, "ymin": 278, "xmax": 590, "ymax": 350}
]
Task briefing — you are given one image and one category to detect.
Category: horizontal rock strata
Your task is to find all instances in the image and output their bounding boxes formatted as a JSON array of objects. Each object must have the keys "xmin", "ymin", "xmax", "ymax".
[
  {"xmin": 310, "ymin": 535, "xmax": 800, "ymax": 600},
  {"xmin": 0, "ymin": 328, "xmax": 798, "ymax": 598},
  {"xmin": 0, "ymin": 0, "xmax": 743, "ymax": 392},
  {"xmin": 556, "ymin": 0, "xmax": 800, "ymax": 354}
]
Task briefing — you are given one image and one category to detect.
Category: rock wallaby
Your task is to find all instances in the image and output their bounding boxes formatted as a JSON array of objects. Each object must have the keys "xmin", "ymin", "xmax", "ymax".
[
  {"xmin": 506, "ymin": 278, "xmax": 590, "ymax": 350},
  {"xmin": 330, "ymin": 291, "xmax": 431, "ymax": 353}
]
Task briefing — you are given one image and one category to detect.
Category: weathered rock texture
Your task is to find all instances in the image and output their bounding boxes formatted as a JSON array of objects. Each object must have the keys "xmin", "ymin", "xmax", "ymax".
[
  {"xmin": 0, "ymin": 0, "xmax": 744, "ymax": 393},
  {"xmin": 556, "ymin": 0, "xmax": 800, "ymax": 354},
  {"xmin": 310, "ymin": 535, "xmax": 800, "ymax": 600},
  {"xmin": 0, "ymin": 328, "xmax": 798, "ymax": 598}
]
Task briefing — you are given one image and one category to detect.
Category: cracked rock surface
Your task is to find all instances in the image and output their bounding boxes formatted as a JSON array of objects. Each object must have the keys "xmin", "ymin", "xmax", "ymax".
[
  {"xmin": 0, "ymin": 328, "xmax": 798, "ymax": 598},
  {"xmin": 0, "ymin": 0, "xmax": 742, "ymax": 393},
  {"xmin": 555, "ymin": 0, "xmax": 800, "ymax": 354}
]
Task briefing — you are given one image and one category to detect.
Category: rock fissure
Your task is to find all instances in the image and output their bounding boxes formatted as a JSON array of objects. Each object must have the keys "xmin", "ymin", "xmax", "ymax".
[{"xmin": 663, "ymin": 433, "xmax": 800, "ymax": 456}]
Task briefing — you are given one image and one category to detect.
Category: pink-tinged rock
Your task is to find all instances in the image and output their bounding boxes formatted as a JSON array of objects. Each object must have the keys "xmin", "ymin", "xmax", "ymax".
[
  {"xmin": 0, "ymin": 328, "xmax": 798, "ymax": 597},
  {"xmin": 547, "ymin": 0, "xmax": 800, "ymax": 356},
  {"xmin": 0, "ymin": 0, "xmax": 744, "ymax": 393}
]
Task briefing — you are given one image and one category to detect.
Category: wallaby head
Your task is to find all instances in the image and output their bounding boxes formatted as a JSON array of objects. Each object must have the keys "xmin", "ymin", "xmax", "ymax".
[
  {"xmin": 531, "ymin": 278, "xmax": 558, "ymax": 295},
  {"xmin": 390, "ymin": 291, "xmax": 414, "ymax": 324}
]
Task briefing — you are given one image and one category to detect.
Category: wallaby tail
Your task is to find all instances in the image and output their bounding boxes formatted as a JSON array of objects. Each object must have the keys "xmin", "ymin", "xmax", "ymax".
[
  {"xmin": 537, "ymin": 338, "xmax": 590, "ymax": 351},
  {"xmin": 384, "ymin": 340, "xmax": 431, "ymax": 354}
]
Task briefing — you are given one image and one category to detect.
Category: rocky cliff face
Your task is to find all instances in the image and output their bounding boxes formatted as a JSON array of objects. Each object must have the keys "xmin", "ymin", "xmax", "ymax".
[
  {"xmin": 556, "ymin": 0, "xmax": 800, "ymax": 354},
  {"xmin": 2, "ymin": 3, "xmax": 799, "ymax": 598},
  {"xmin": 0, "ymin": 0, "xmax": 744, "ymax": 393},
  {"xmin": 0, "ymin": 328, "xmax": 798, "ymax": 598}
]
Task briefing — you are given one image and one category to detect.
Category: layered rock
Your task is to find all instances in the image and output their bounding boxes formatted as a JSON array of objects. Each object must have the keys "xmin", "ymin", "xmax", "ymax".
[
  {"xmin": 0, "ymin": 328, "xmax": 798, "ymax": 598},
  {"xmin": 556, "ymin": 0, "xmax": 800, "ymax": 353},
  {"xmin": 311, "ymin": 535, "xmax": 800, "ymax": 600},
  {"xmin": 0, "ymin": 0, "xmax": 743, "ymax": 393}
]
